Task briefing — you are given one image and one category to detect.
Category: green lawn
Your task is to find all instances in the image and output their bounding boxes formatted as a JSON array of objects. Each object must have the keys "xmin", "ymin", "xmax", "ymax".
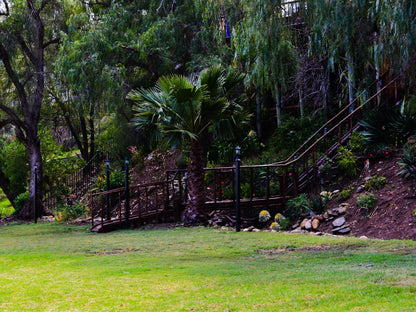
[{"xmin": 0, "ymin": 223, "xmax": 415, "ymax": 311}]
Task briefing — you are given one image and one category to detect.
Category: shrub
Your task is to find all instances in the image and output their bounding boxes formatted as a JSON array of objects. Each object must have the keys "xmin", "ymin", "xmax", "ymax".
[
  {"xmin": 270, "ymin": 222, "xmax": 281, "ymax": 231},
  {"xmin": 259, "ymin": 210, "xmax": 271, "ymax": 222},
  {"xmin": 364, "ymin": 176, "xmax": 387, "ymax": 190},
  {"xmin": 285, "ymin": 193, "xmax": 309, "ymax": 220},
  {"xmin": 337, "ymin": 146, "xmax": 358, "ymax": 178},
  {"xmin": 14, "ymin": 191, "xmax": 29, "ymax": 214},
  {"xmin": 274, "ymin": 213, "xmax": 289, "ymax": 230},
  {"xmin": 357, "ymin": 193, "xmax": 377, "ymax": 217},
  {"xmin": 94, "ymin": 170, "xmax": 127, "ymax": 192},
  {"xmin": 398, "ymin": 143, "xmax": 416, "ymax": 178},
  {"xmin": 54, "ymin": 202, "xmax": 88, "ymax": 222},
  {"xmin": 348, "ymin": 131, "xmax": 365, "ymax": 153},
  {"xmin": 339, "ymin": 189, "xmax": 351, "ymax": 201}
]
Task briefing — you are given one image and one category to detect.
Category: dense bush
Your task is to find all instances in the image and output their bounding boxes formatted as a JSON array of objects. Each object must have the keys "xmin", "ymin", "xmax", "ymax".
[
  {"xmin": 356, "ymin": 193, "xmax": 377, "ymax": 217},
  {"xmin": 364, "ymin": 176, "xmax": 386, "ymax": 190},
  {"xmin": 264, "ymin": 116, "xmax": 323, "ymax": 162},
  {"xmin": 337, "ymin": 146, "xmax": 358, "ymax": 178},
  {"xmin": 54, "ymin": 202, "xmax": 88, "ymax": 221},
  {"xmin": 13, "ymin": 191, "xmax": 29, "ymax": 214},
  {"xmin": 94, "ymin": 170, "xmax": 128, "ymax": 192}
]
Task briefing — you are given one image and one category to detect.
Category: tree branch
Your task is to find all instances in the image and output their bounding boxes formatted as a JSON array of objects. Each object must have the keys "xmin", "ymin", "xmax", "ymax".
[
  {"xmin": 0, "ymin": 0, "xmax": 9, "ymax": 16},
  {"xmin": 0, "ymin": 42, "xmax": 30, "ymax": 111},
  {"xmin": 15, "ymin": 33, "xmax": 37, "ymax": 65},
  {"xmin": 43, "ymin": 37, "xmax": 60, "ymax": 49}
]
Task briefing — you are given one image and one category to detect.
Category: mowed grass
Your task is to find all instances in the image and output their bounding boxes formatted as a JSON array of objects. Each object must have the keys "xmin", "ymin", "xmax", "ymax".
[{"xmin": 0, "ymin": 223, "xmax": 415, "ymax": 311}]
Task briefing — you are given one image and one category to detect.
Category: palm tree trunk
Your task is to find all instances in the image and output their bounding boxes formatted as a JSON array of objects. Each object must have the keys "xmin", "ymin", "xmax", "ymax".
[{"xmin": 182, "ymin": 140, "xmax": 205, "ymax": 224}]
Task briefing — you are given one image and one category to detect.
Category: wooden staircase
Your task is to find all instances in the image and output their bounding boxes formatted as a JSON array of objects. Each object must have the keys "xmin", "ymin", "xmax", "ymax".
[{"xmin": 88, "ymin": 79, "xmax": 397, "ymax": 232}]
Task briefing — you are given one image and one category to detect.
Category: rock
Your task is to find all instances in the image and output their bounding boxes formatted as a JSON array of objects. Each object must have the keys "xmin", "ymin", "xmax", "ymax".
[
  {"xmin": 356, "ymin": 185, "xmax": 364, "ymax": 193},
  {"xmin": 332, "ymin": 189, "xmax": 340, "ymax": 194},
  {"xmin": 291, "ymin": 227, "xmax": 303, "ymax": 234},
  {"xmin": 337, "ymin": 227, "xmax": 351, "ymax": 234},
  {"xmin": 312, "ymin": 218, "xmax": 320, "ymax": 230},
  {"xmin": 291, "ymin": 221, "xmax": 300, "ymax": 229},
  {"xmin": 323, "ymin": 212, "xmax": 330, "ymax": 220},
  {"xmin": 314, "ymin": 215, "xmax": 324, "ymax": 221},
  {"xmin": 252, "ymin": 228, "xmax": 261, "ymax": 232},
  {"xmin": 332, "ymin": 216, "xmax": 346, "ymax": 228},
  {"xmin": 359, "ymin": 236, "xmax": 368, "ymax": 239},
  {"xmin": 243, "ymin": 226, "xmax": 255, "ymax": 232},
  {"xmin": 300, "ymin": 219, "xmax": 308, "ymax": 228}
]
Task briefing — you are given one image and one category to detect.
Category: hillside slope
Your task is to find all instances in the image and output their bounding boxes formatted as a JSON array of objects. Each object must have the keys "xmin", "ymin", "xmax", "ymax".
[{"xmin": 322, "ymin": 152, "xmax": 416, "ymax": 240}]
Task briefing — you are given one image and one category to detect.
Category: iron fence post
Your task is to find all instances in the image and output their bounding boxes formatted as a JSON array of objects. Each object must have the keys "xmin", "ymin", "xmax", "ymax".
[
  {"xmin": 106, "ymin": 159, "xmax": 111, "ymax": 220},
  {"xmin": 235, "ymin": 146, "xmax": 241, "ymax": 232},
  {"xmin": 125, "ymin": 157, "xmax": 130, "ymax": 224},
  {"xmin": 34, "ymin": 164, "xmax": 38, "ymax": 224}
]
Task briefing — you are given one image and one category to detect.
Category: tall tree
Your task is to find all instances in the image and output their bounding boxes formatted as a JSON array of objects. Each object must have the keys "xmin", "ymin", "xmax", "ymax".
[
  {"xmin": 234, "ymin": 0, "xmax": 297, "ymax": 127},
  {"xmin": 0, "ymin": 0, "xmax": 61, "ymax": 218},
  {"xmin": 128, "ymin": 66, "xmax": 248, "ymax": 224}
]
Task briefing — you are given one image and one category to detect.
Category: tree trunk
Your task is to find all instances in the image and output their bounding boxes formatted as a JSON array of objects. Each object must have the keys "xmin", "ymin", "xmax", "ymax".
[
  {"xmin": 16, "ymin": 138, "xmax": 44, "ymax": 219},
  {"xmin": 256, "ymin": 91, "xmax": 262, "ymax": 137},
  {"xmin": 347, "ymin": 52, "xmax": 355, "ymax": 107},
  {"xmin": 182, "ymin": 139, "xmax": 206, "ymax": 224},
  {"xmin": 275, "ymin": 85, "xmax": 282, "ymax": 127},
  {"xmin": 298, "ymin": 89, "xmax": 304, "ymax": 119}
]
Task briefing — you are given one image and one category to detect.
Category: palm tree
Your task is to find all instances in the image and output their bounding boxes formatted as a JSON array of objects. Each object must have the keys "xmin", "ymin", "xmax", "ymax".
[{"xmin": 128, "ymin": 66, "xmax": 248, "ymax": 224}]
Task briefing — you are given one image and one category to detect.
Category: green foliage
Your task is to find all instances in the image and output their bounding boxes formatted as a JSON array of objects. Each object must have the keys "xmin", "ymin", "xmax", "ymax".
[
  {"xmin": 339, "ymin": 189, "xmax": 352, "ymax": 201},
  {"xmin": 0, "ymin": 199, "xmax": 14, "ymax": 218},
  {"xmin": 54, "ymin": 202, "xmax": 88, "ymax": 222},
  {"xmin": 0, "ymin": 140, "xmax": 29, "ymax": 199},
  {"xmin": 285, "ymin": 193, "xmax": 309, "ymax": 221},
  {"xmin": 364, "ymin": 176, "xmax": 387, "ymax": 191},
  {"xmin": 265, "ymin": 116, "xmax": 323, "ymax": 162},
  {"xmin": 337, "ymin": 147, "xmax": 358, "ymax": 178},
  {"xmin": 357, "ymin": 193, "xmax": 376, "ymax": 208},
  {"xmin": 359, "ymin": 105, "xmax": 416, "ymax": 149},
  {"xmin": 348, "ymin": 131, "xmax": 365, "ymax": 153},
  {"xmin": 274, "ymin": 213, "xmax": 289, "ymax": 231},
  {"xmin": 398, "ymin": 143, "xmax": 416, "ymax": 178},
  {"xmin": 356, "ymin": 193, "xmax": 377, "ymax": 216},
  {"xmin": 13, "ymin": 191, "xmax": 29, "ymax": 214},
  {"xmin": 309, "ymin": 194, "xmax": 326, "ymax": 215},
  {"xmin": 94, "ymin": 170, "xmax": 127, "ymax": 192}
]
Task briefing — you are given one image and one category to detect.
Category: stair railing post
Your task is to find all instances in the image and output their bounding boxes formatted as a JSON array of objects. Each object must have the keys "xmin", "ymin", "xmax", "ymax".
[
  {"xmin": 125, "ymin": 157, "xmax": 130, "ymax": 225},
  {"xmin": 235, "ymin": 146, "xmax": 241, "ymax": 232},
  {"xmin": 106, "ymin": 159, "xmax": 111, "ymax": 220}
]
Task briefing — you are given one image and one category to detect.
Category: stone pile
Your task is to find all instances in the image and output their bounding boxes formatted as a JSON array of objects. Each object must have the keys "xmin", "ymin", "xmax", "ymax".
[{"xmin": 291, "ymin": 203, "xmax": 351, "ymax": 235}]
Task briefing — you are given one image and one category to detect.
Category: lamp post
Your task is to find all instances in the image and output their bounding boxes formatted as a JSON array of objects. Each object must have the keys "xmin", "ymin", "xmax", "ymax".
[
  {"xmin": 105, "ymin": 159, "xmax": 110, "ymax": 220},
  {"xmin": 34, "ymin": 164, "xmax": 38, "ymax": 224},
  {"xmin": 125, "ymin": 157, "xmax": 130, "ymax": 225},
  {"xmin": 235, "ymin": 146, "xmax": 241, "ymax": 232}
]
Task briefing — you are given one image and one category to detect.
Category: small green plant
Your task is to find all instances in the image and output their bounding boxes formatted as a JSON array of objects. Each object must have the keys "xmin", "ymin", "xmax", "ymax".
[
  {"xmin": 270, "ymin": 222, "xmax": 281, "ymax": 231},
  {"xmin": 339, "ymin": 189, "xmax": 352, "ymax": 201},
  {"xmin": 259, "ymin": 210, "xmax": 271, "ymax": 223},
  {"xmin": 274, "ymin": 213, "xmax": 289, "ymax": 230},
  {"xmin": 337, "ymin": 146, "xmax": 358, "ymax": 178},
  {"xmin": 13, "ymin": 191, "xmax": 29, "ymax": 214},
  {"xmin": 364, "ymin": 176, "xmax": 387, "ymax": 190},
  {"xmin": 319, "ymin": 157, "xmax": 334, "ymax": 176},
  {"xmin": 348, "ymin": 131, "xmax": 365, "ymax": 153},
  {"xmin": 356, "ymin": 193, "xmax": 377, "ymax": 217}
]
